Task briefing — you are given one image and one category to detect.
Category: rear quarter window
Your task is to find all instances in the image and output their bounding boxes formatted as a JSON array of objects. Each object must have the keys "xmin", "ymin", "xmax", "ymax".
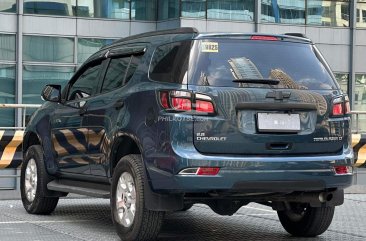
[{"xmin": 149, "ymin": 41, "xmax": 192, "ymax": 84}]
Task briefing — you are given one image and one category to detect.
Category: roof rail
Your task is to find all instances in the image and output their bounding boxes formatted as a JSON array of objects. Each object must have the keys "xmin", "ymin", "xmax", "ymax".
[
  {"xmin": 112, "ymin": 27, "xmax": 199, "ymax": 45},
  {"xmin": 284, "ymin": 33, "xmax": 307, "ymax": 38}
]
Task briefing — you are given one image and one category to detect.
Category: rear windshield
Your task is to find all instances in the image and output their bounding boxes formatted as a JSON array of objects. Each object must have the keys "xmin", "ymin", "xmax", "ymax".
[{"xmin": 188, "ymin": 39, "xmax": 337, "ymax": 90}]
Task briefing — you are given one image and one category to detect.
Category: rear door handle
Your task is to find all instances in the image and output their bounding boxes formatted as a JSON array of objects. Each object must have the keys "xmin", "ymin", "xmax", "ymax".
[{"xmin": 114, "ymin": 100, "xmax": 124, "ymax": 110}]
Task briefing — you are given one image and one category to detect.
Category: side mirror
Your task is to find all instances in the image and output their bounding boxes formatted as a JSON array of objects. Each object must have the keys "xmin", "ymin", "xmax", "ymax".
[{"xmin": 41, "ymin": 84, "xmax": 61, "ymax": 103}]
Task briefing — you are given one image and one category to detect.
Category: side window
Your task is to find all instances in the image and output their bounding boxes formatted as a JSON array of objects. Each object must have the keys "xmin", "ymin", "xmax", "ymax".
[
  {"xmin": 125, "ymin": 55, "xmax": 141, "ymax": 84},
  {"xmin": 68, "ymin": 63, "xmax": 102, "ymax": 101},
  {"xmin": 149, "ymin": 41, "xmax": 192, "ymax": 84},
  {"xmin": 101, "ymin": 55, "xmax": 141, "ymax": 93},
  {"xmin": 101, "ymin": 57, "xmax": 130, "ymax": 93}
]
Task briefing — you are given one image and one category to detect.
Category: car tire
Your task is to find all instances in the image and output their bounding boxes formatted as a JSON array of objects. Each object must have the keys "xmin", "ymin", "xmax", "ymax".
[
  {"xmin": 20, "ymin": 145, "xmax": 59, "ymax": 214},
  {"xmin": 179, "ymin": 203, "xmax": 193, "ymax": 211},
  {"xmin": 277, "ymin": 203, "xmax": 335, "ymax": 237},
  {"xmin": 111, "ymin": 154, "xmax": 164, "ymax": 241}
]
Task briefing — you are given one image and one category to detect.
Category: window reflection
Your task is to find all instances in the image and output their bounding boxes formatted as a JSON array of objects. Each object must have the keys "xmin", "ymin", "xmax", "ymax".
[
  {"xmin": 76, "ymin": 0, "xmax": 130, "ymax": 19},
  {"xmin": 354, "ymin": 73, "xmax": 366, "ymax": 132},
  {"xmin": 261, "ymin": 0, "xmax": 305, "ymax": 24},
  {"xmin": 307, "ymin": 0, "xmax": 349, "ymax": 27},
  {"xmin": 207, "ymin": 0, "xmax": 254, "ymax": 21},
  {"xmin": 23, "ymin": 65, "xmax": 74, "ymax": 104},
  {"xmin": 357, "ymin": 2, "xmax": 366, "ymax": 28},
  {"xmin": 0, "ymin": 34, "xmax": 16, "ymax": 61},
  {"xmin": 182, "ymin": 0, "xmax": 206, "ymax": 18},
  {"xmin": 23, "ymin": 36, "xmax": 74, "ymax": 63},
  {"xmin": 333, "ymin": 73, "xmax": 348, "ymax": 94},
  {"xmin": 78, "ymin": 38, "xmax": 115, "ymax": 64},
  {"xmin": 0, "ymin": 0, "xmax": 16, "ymax": 13},
  {"xmin": 158, "ymin": 0, "xmax": 179, "ymax": 20},
  {"xmin": 0, "ymin": 64, "xmax": 15, "ymax": 127},
  {"xmin": 131, "ymin": 0, "xmax": 157, "ymax": 21},
  {"xmin": 354, "ymin": 74, "xmax": 366, "ymax": 110},
  {"xmin": 24, "ymin": 0, "xmax": 76, "ymax": 16}
]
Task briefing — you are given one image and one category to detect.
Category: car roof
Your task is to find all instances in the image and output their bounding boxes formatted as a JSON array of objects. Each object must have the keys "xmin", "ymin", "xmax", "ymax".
[
  {"xmin": 87, "ymin": 28, "xmax": 311, "ymax": 65},
  {"xmin": 102, "ymin": 28, "xmax": 311, "ymax": 50},
  {"xmin": 195, "ymin": 33, "xmax": 312, "ymax": 43}
]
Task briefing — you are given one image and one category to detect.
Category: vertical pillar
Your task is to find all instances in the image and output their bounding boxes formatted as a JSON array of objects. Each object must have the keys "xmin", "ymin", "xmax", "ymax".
[
  {"xmin": 255, "ymin": 0, "xmax": 261, "ymax": 32},
  {"xmin": 16, "ymin": 0, "xmax": 23, "ymax": 127},
  {"xmin": 349, "ymin": 0, "xmax": 357, "ymax": 108}
]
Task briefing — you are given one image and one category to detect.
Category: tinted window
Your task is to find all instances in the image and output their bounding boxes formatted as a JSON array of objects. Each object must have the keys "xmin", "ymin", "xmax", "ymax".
[
  {"xmin": 101, "ymin": 55, "xmax": 141, "ymax": 93},
  {"xmin": 125, "ymin": 55, "xmax": 141, "ymax": 84},
  {"xmin": 149, "ymin": 41, "xmax": 192, "ymax": 84},
  {"xmin": 68, "ymin": 63, "xmax": 102, "ymax": 101},
  {"xmin": 189, "ymin": 39, "xmax": 337, "ymax": 90},
  {"xmin": 101, "ymin": 57, "xmax": 130, "ymax": 93}
]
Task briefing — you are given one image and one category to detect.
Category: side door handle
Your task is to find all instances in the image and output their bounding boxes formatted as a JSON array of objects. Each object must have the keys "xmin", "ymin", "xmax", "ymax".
[{"xmin": 113, "ymin": 100, "xmax": 124, "ymax": 110}]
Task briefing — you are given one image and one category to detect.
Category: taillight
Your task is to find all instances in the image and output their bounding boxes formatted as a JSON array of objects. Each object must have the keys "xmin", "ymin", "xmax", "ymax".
[
  {"xmin": 195, "ymin": 100, "xmax": 214, "ymax": 113},
  {"xmin": 333, "ymin": 165, "xmax": 352, "ymax": 175},
  {"xmin": 160, "ymin": 92, "xmax": 169, "ymax": 109},
  {"xmin": 171, "ymin": 97, "xmax": 192, "ymax": 111},
  {"xmin": 332, "ymin": 103, "xmax": 343, "ymax": 116},
  {"xmin": 159, "ymin": 90, "xmax": 215, "ymax": 114},
  {"xmin": 251, "ymin": 35, "xmax": 279, "ymax": 41},
  {"xmin": 344, "ymin": 95, "xmax": 351, "ymax": 114},
  {"xmin": 196, "ymin": 167, "xmax": 220, "ymax": 176},
  {"xmin": 332, "ymin": 95, "xmax": 350, "ymax": 116},
  {"xmin": 178, "ymin": 167, "xmax": 220, "ymax": 176}
]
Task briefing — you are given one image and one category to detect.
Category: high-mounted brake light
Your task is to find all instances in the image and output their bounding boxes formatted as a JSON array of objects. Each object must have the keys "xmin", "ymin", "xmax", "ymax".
[
  {"xmin": 159, "ymin": 90, "xmax": 215, "ymax": 114},
  {"xmin": 251, "ymin": 35, "xmax": 279, "ymax": 41}
]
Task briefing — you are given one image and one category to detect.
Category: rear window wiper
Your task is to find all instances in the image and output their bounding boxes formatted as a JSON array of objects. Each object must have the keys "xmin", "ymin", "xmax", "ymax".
[{"xmin": 232, "ymin": 78, "xmax": 280, "ymax": 85}]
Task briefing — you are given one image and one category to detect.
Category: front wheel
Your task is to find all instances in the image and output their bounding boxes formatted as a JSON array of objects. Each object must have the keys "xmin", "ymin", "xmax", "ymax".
[
  {"xmin": 20, "ymin": 145, "xmax": 59, "ymax": 214},
  {"xmin": 277, "ymin": 203, "xmax": 335, "ymax": 237},
  {"xmin": 111, "ymin": 155, "xmax": 164, "ymax": 241}
]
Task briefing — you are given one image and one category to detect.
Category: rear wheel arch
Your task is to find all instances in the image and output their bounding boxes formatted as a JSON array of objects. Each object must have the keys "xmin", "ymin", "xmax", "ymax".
[
  {"xmin": 110, "ymin": 134, "xmax": 142, "ymax": 177},
  {"xmin": 110, "ymin": 133, "xmax": 184, "ymax": 212}
]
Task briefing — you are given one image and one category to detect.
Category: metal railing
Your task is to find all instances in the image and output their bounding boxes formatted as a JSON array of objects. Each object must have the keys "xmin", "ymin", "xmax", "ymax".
[
  {"xmin": 351, "ymin": 111, "xmax": 366, "ymax": 134},
  {"xmin": 0, "ymin": 104, "xmax": 41, "ymax": 183},
  {"xmin": 0, "ymin": 103, "xmax": 41, "ymax": 130}
]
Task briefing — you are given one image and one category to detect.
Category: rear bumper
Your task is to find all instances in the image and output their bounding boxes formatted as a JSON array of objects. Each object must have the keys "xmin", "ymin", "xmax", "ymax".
[{"xmin": 147, "ymin": 144, "xmax": 354, "ymax": 193}]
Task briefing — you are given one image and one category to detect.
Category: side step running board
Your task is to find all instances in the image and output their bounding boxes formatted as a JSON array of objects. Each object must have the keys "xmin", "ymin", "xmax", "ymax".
[{"xmin": 47, "ymin": 180, "xmax": 110, "ymax": 198}]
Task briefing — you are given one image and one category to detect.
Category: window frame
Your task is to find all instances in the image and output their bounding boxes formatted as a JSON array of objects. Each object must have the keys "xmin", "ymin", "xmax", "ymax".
[
  {"xmin": 97, "ymin": 45, "xmax": 146, "ymax": 95},
  {"xmin": 63, "ymin": 44, "xmax": 146, "ymax": 102},
  {"xmin": 148, "ymin": 40, "xmax": 193, "ymax": 84},
  {"xmin": 63, "ymin": 58, "xmax": 108, "ymax": 103}
]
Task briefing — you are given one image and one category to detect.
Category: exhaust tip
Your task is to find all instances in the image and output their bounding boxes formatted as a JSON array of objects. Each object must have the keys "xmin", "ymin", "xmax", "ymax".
[{"xmin": 319, "ymin": 193, "xmax": 333, "ymax": 203}]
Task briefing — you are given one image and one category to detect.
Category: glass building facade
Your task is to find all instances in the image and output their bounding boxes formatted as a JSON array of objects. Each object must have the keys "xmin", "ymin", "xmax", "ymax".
[
  {"xmin": 0, "ymin": 0, "xmax": 365, "ymax": 129},
  {"xmin": 357, "ymin": 0, "xmax": 366, "ymax": 27},
  {"xmin": 0, "ymin": 0, "xmax": 16, "ymax": 12}
]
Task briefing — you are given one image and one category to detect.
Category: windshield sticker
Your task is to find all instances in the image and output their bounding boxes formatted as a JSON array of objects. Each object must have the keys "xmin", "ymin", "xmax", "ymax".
[{"xmin": 201, "ymin": 42, "xmax": 219, "ymax": 53}]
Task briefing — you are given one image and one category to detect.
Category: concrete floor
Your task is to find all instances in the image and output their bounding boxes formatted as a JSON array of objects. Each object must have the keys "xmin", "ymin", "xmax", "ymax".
[{"xmin": 0, "ymin": 195, "xmax": 365, "ymax": 241}]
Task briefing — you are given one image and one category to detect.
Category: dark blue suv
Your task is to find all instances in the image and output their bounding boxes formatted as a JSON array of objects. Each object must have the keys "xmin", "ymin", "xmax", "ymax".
[{"xmin": 21, "ymin": 28, "xmax": 353, "ymax": 241}]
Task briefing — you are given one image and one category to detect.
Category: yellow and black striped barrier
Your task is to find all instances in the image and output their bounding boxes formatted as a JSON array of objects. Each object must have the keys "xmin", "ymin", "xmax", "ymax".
[
  {"xmin": 0, "ymin": 130, "xmax": 24, "ymax": 169},
  {"xmin": 0, "ymin": 130, "xmax": 365, "ymax": 169},
  {"xmin": 352, "ymin": 134, "xmax": 366, "ymax": 167}
]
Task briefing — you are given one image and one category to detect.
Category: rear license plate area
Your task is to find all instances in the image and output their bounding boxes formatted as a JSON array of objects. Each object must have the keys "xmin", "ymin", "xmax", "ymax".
[{"xmin": 257, "ymin": 113, "xmax": 300, "ymax": 133}]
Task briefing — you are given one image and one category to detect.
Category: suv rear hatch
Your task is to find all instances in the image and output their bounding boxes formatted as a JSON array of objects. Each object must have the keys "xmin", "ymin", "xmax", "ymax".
[{"xmin": 188, "ymin": 36, "xmax": 349, "ymax": 155}]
